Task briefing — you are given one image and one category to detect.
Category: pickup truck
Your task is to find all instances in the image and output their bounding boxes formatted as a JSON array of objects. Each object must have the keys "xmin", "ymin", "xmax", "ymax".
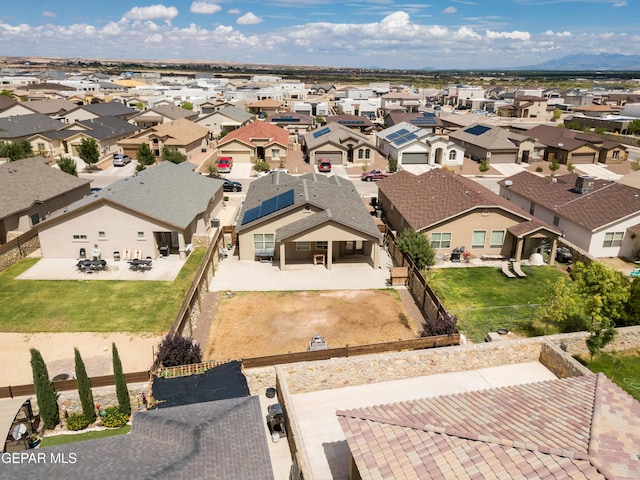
[{"xmin": 361, "ymin": 169, "xmax": 394, "ymax": 181}]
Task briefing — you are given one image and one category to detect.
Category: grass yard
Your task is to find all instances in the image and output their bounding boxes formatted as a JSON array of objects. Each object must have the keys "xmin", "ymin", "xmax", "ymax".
[
  {"xmin": 40, "ymin": 425, "xmax": 131, "ymax": 447},
  {"xmin": 576, "ymin": 350, "xmax": 640, "ymax": 402},
  {"xmin": 428, "ymin": 265, "xmax": 572, "ymax": 342},
  {"xmin": 0, "ymin": 250, "xmax": 205, "ymax": 333}
]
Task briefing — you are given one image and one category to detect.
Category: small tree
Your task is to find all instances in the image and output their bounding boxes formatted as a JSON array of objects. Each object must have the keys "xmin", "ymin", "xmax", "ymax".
[
  {"xmin": 623, "ymin": 277, "xmax": 640, "ymax": 327},
  {"xmin": 0, "ymin": 140, "xmax": 32, "ymax": 161},
  {"xmin": 57, "ymin": 156, "xmax": 77, "ymax": 176},
  {"xmin": 627, "ymin": 119, "xmax": 640, "ymax": 136},
  {"xmin": 157, "ymin": 335, "xmax": 202, "ymax": 367},
  {"xmin": 388, "ymin": 156, "xmax": 398, "ymax": 172},
  {"xmin": 181, "ymin": 101, "xmax": 193, "ymax": 111},
  {"xmin": 74, "ymin": 348, "xmax": 96, "ymax": 423},
  {"xmin": 552, "ymin": 109, "xmax": 562, "ymax": 122},
  {"xmin": 112, "ymin": 343, "xmax": 131, "ymax": 416},
  {"xmin": 77, "ymin": 138, "xmax": 100, "ymax": 170},
  {"xmin": 567, "ymin": 161, "xmax": 575, "ymax": 173},
  {"xmin": 30, "ymin": 349, "xmax": 59, "ymax": 430},
  {"xmin": 254, "ymin": 160, "xmax": 270, "ymax": 173},
  {"xmin": 396, "ymin": 229, "xmax": 436, "ymax": 270},
  {"xmin": 162, "ymin": 146, "xmax": 186, "ymax": 164},
  {"xmin": 540, "ymin": 279, "xmax": 578, "ymax": 333},
  {"xmin": 207, "ymin": 163, "xmax": 221, "ymax": 178},
  {"xmin": 549, "ymin": 159, "xmax": 560, "ymax": 176},
  {"xmin": 478, "ymin": 159, "xmax": 489, "ymax": 174},
  {"xmin": 135, "ymin": 101, "xmax": 145, "ymax": 111},
  {"xmin": 136, "ymin": 143, "xmax": 156, "ymax": 166}
]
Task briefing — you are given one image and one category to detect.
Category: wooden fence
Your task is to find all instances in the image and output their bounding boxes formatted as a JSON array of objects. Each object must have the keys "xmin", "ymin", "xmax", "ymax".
[{"xmin": 0, "ymin": 371, "xmax": 151, "ymax": 399}]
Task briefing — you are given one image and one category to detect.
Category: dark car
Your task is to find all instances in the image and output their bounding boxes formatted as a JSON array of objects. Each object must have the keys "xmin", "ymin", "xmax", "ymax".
[
  {"xmin": 361, "ymin": 169, "xmax": 394, "ymax": 182},
  {"xmin": 318, "ymin": 160, "xmax": 332, "ymax": 173},
  {"xmin": 222, "ymin": 179, "xmax": 242, "ymax": 192},
  {"xmin": 555, "ymin": 247, "xmax": 573, "ymax": 263}
]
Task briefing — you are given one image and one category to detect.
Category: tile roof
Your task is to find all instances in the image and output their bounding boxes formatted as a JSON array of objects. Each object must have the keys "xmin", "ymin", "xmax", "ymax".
[
  {"xmin": 0, "ymin": 157, "xmax": 90, "ymax": 220},
  {"xmin": 377, "ymin": 169, "xmax": 536, "ymax": 231},
  {"xmin": 337, "ymin": 373, "xmax": 640, "ymax": 480},
  {"xmin": 218, "ymin": 121, "xmax": 288, "ymax": 148},
  {"xmin": 1, "ymin": 396, "xmax": 275, "ymax": 480},
  {"xmin": 499, "ymin": 172, "xmax": 640, "ymax": 231}
]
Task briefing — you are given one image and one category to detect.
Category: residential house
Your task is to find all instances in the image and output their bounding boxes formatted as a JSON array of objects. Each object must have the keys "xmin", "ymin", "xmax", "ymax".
[
  {"xmin": 498, "ymin": 95, "xmax": 550, "ymax": 119},
  {"xmin": 0, "ymin": 113, "xmax": 65, "ymax": 142},
  {"xmin": 0, "ymin": 157, "xmax": 91, "ymax": 244},
  {"xmin": 377, "ymin": 169, "xmax": 560, "ymax": 262},
  {"xmin": 37, "ymin": 161, "xmax": 224, "ymax": 259},
  {"xmin": 0, "ymin": 101, "xmax": 40, "ymax": 119},
  {"xmin": 129, "ymin": 104, "xmax": 198, "ymax": 129},
  {"xmin": 499, "ymin": 172, "xmax": 640, "ymax": 259},
  {"xmin": 308, "ymin": 84, "xmax": 335, "ymax": 95},
  {"xmin": 442, "ymin": 84, "xmax": 485, "ymax": 108},
  {"xmin": 117, "ymin": 118, "xmax": 212, "ymax": 161},
  {"xmin": 376, "ymin": 122, "xmax": 464, "ymax": 167},
  {"xmin": 58, "ymin": 101, "xmax": 138, "ymax": 124},
  {"xmin": 247, "ymin": 99, "xmax": 284, "ymax": 118},
  {"xmin": 23, "ymin": 98, "xmax": 78, "ymax": 119},
  {"xmin": 324, "ymin": 114, "xmax": 374, "ymax": 133},
  {"xmin": 303, "ymin": 122, "xmax": 377, "ymax": 166},
  {"xmin": 1, "ymin": 396, "xmax": 275, "ymax": 480},
  {"xmin": 235, "ymin": 172, "xmax": 382, "ymax": 269},
  {"xmin": 268, "ymin": 111, "xmax": 314, "ymax": 137},
  {"xmin": 338, "ymin": 373, "xmax": 640, "ymax": 480},
  {"xmin": 380, "ymin": 92, "xmax": 423, "ymax": 114},
  {"xmin": 217, "ymin": 121, "xmax": 288, "ymax": 164},
  {"xmin": 195, "ymin": 106, "xmax": 254, "ymax": 135},
  {"xmin": 526, "ymin": 124, "xmax": 628, "ymax": 164},
  {"xmin": 382, "ymin": 111, "xmax": 442, "ymax": 132},
  {"xmin": 448, "ymin": 123, "xmax": 537, "ymax": 164}
]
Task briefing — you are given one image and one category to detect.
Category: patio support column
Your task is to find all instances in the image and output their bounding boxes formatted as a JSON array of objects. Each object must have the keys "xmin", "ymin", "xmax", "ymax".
[
  {"xmin": 327, "ymin": 242, "xmax": 333, "ymax": 270},
  {"xmin": 549, "ymin": 238, "xmax": 557, "ymax": 266},
  {"xmin": 373, "ymin": 242, "xmax": 380, "ymax": 269},
  {"xmin": 177, "ymin": 233, "xmax": 187, "ymax": 260},
  {"xmin": 515, "ymin": 237, "xmax": 524, "ymax": 262},
  {"xmin": 279, "ymin": 243, "xmax": 285, "ymax": 270}
]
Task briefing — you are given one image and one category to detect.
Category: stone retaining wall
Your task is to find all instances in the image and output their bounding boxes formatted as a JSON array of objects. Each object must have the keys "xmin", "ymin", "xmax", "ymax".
[
  {"xmin": 245, "ymin": 366, "xmax": 278, "ymax": 395},
  {"xmin": 546, "ymin": 325, "xmax": 640, "ymax": 357},
  {"xmin": 0, "ymin": 234, "xmax": 40, "ymax": 272},
  {"xmin": 55, "ymin": 382, "xmax": 150, "ymax": 417}
]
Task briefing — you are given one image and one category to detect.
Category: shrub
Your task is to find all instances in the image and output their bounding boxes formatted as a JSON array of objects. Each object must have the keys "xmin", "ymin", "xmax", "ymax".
[
  {"xmin": 112, "ymin": 343, "xmax": 131, "ymax": 416},
  {"xmin": 157, "ymin": 334, "xmax": 202, "ymax": 367},
  {"xmin": 388, "ymin": 156, "xmax": 398, "ymax": 172},
  {"xmin": 254, "ymin": 160, "xmax": 270, "ymax": 173},
  {"xmin": 101, "ymin": 406, "xmax": 129, "ymax": 428},
  {"xmin": 535, "ymin": 166, "xmax": 543, "ymax": 173},
  {"xmin": 74, "ymin": 348, "xmax": 96, "ymax": 423},
  {"xmin": 421, "ymin": 312, "xmax": 458, "ymax": 337},
  {"xmin": 396, "ymin": 229, "xmax": 435, "ymax": 270},
  {"xmin": 66, "ymin": 412, "xmax": 90, "ymax": 431},
  {"xmin": 30, "ymin": 349, "xmax": 59, "ymax": 430}
]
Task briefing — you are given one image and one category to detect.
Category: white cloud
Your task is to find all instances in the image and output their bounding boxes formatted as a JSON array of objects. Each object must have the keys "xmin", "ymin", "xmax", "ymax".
[
  {"xmin": 237, "ymin": 12, "xmax": 263, "ymax": 25},
  {"xmin": 124, "ymin": 5, "xmax": 179, "ymax": 21},
  {"xmin": 543, "ymin": 30, "xmax": 572, "ymax": 37},
  {"xmin": 145, "ymin": 34, "xmax": 163, "ymax": 43},
  {"xmin": 42, "ymin": 11, "xmax": 56, "ymax": 18},
  {"xmin": 228, "ymin": 9, "xmax": 241, "ymax": 14},
  {"xmin": 454, "ymin": 26, "xmax": 480, "ymax": 39},
  {"xmin": 485, "ymin": 29, "xmax": 530, "ymax": 41},
  {"xmin": 190, "ymin": 1, "xmax": 222, "ymax": 14},
  {"xmin": 614, "ymin": 1, "xmax": 627, "ymax": 6},
  {"xmin": 442, "ymin": 7, "xmax": 458, "ymax": 14}
]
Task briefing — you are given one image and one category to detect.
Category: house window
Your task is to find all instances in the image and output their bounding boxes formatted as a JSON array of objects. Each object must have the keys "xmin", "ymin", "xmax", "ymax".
[
  {"xmin": 137, "ymin": 231, "xmax": 145, "ymax": 238},
  {"xmin": 315, "ymin": 241, "xmax": 328, "ymax": 251},
  {"xmin": 553, "ymin": 216, "xmax": 560, "ymax": 227},
  {"xmin": 472, "ymin": 230, "xmax": 486, "ymax": 249},
  {"xmin": 603, "ymin": 232, "xmax": 624, "ymax": 248},
  {"xmin": 253, "ymin": 233, "xmax": 275, "ymax": 250},
  {"xmin": 365, "ymin": 149, "xmax": 371, "ymax": 159},
  {"xmin": 98, "ymin": 231, "xmax": 106, "ymax": 238},
  {"xmin": 430, "ymin": 232, "xmax": 451, "ymax": 249},
  {"xmin": 612, "ymin": 150, "xmax": 620, "ymax": 160},
  {"xmin": 30, "ymin": 213, "xmax": 40, "ymax": 226},
  {"xmin": 449, "ymin": 150, "xmax": 457, "ymax": 161},
  {"xmin": 296, "ymin": 242, "xmax": 311, "ymax": 251},
  {"xmin": 73, "ymin": 234, "xmax": 87, "ymax": 240},
  {"xmin": 490, "ymin": 230, "xmax": 505, "ymax": 248},
  {"xmin": 272, "ymin": 149, "xmax": 280, "ymax": 160},
  {"xmin": 37, "ymin": 142, "xmax": 45, "ymax": 151},
  {"xmin": 529, "ymin": 202, "xmax": 536, "ymax": 215},
  {"xmin": 358, "ymin": 149, "xmax": 363, "ymax": 159}
]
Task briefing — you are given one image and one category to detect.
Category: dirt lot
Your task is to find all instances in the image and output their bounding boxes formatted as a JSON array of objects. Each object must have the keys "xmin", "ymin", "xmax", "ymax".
[{"xmin": 204, "ymin": 290, "xmax": 419, "ymax": 361}]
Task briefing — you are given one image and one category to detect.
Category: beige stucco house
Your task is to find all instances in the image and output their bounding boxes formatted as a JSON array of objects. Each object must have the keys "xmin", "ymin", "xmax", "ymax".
[
  {"xmin": 448, "ymin": 123, "xmax": 537, "ymax": 164},
  {"xmin": 37, "ymin": 162, "xmax": 224, "ymax": 259},
  {"xmin": 235, "ymin": 172, "xmax": 382, "ymax": 270},
  {"xmin": 217, "ymin": 121, "xmax": 288, "ymax": 164},
  {"xmin": 303, "ymin": 122, "xmax": 378, "ymax": 166}
]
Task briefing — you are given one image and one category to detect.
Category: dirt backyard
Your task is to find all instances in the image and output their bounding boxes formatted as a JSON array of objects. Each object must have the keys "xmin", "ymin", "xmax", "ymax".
[{"xmin": 204, "ymin": 290, "xmax": 420, "ymax": 361}]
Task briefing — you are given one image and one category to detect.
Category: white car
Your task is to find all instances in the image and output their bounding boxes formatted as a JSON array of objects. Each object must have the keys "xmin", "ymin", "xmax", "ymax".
[
  {"xmin": 113, "ymin": 154, "xmax": 131, "ymax": 166},
  {"xmin": 257, "ymin": 168, "xmax": 289, "ymax": 177}
]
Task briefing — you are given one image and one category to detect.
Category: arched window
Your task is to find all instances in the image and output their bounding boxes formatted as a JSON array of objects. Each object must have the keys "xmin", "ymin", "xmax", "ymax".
[
  {"xmin": 449, "ymin": 150, "xmax": 457, "ymax": 161},
  {"xmin": 358, "ymin": 149, "xmax": 363, "ymax": 159},
  {"xmin": 365, "ymin": 149, "xmax": 371, "ymax": 159}
]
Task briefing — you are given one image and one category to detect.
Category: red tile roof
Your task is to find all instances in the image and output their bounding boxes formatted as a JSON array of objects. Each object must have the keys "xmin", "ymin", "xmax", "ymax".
[
  {"xmin": 337, "ymin": 373, "xmax": 640, "ymax": 480},
  {"xmin": 217, "ymin": 121, "xmax": 289, "ymax": 148}
]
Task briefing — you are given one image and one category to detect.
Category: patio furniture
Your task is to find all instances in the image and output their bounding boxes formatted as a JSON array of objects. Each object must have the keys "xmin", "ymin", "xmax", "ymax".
[
  {"xmin": 313, "ymin": 254, "xmax": 325, "ymax": 265},
  {"xmin": 113, "ymin": 251, "xmax": 120, "ymax": 262},
  {"xmin": 501, "ymin": 261, "xmax": 516, "ymax": 278},
  {"xmin": 512, "ymin": 262, "xmax": 527, "ymax": 278},
  {"xmin": 76, "ymin": 259, "xmax": 107, "ymax": 273},
  {"xmin": 128, "ymin": 258, "xmax": 152, "ymax": 272}
]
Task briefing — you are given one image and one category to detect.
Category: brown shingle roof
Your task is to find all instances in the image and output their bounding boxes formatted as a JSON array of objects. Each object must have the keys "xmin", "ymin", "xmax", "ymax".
[{"xmin": 337, "ymin": 373, "xmax": 640, "ymax": 480}]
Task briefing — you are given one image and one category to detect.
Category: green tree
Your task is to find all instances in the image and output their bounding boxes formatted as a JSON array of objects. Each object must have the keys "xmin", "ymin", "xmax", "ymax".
[
  {"xmin": 207, "ymin": 163, "xmax": 221, "ymax": 178},
  {"xmin": 623, "ymin": 277, "xmax": 640, "ymax": 326},
  {"xmin": 552, "ymin": 109, "xmax": 562, "ymax": 122},
  {"xmin": 567, "ymin": 161, "xmax": 575, "ymax": 173},
  {"xmin": 549, "ymin": 159, "xmax": 560, "ymax": 176},
  {"xmin": 162, "ymin": 146, "xmax": 186, "ymax": 164},
  {"xmin": 135, "ymin": 101, "xmax": 145, "ymax": 111},
  {"xmin": 388, "ymin": 156, "xmax": 398, "ymax": 172},
  {"xmin": 218, "ymin": 129, "xmax": 229, "ymax": 140},
  {"xmin": 0, "ymin": 89, "xmax": 13, "ymax": 97},
  {"xmin": 74, "ymin": 348, "xmax": 96, "ymax": 423},
  {"xmin": 254, "ymin": 160, "xmax": 270, "ymax": 173},
  {"xmin": 0, "ymin": 140, "xmax": 33, "ymax": 161},
  {"xmin": 136, "ymin": 142, "xmax": 156, "ymax": 166},
  {"xmin": 112, "ymin": 343, "xmax": 131, "ymax": 416},
  {"xmin": 30, "ymin": 349, "xmax": 59, "ymax": 430},
  {"xmin": 479, "ymin": 159, "xmax": 489, "ymax": 174},
  {"xmin": 157, "ymin": 334, "xmax": 202, "ymax": 367},
  {"xmin": 57, "ymin": 156, "xmax": 77, "ymax": 176},
  {"xmin": 628, "ymin": 119, "xmax": 640, "ymax": 136},
  {"xmin": 397, "ymin": 229, "xmax": 435, "ymax": 270},
  {"xmin": 540, "ymin": 279, "xmax": 578, "ymax": 333},
  {"xmin": 77, "ymin": 138, "xmax": 100, "ymax": 170},
  {"xmin": 594, "ymin": 127, "xmax": 607, "ymax": 135},
  {"xmin": 135, "ymin": 163, "xmax": 146, "ymax": 173},
  {"xmin": 181, "ymin": 101, "xmax": 193, "ymax": 111},
  {"xmin": 566, "ymin": 120, "xmax": 582, "ymax": 131}
]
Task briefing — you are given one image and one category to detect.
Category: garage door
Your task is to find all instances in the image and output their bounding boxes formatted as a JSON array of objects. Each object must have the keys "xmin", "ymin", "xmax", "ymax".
[
  {"xmin": 402, "ymin": 153, "xmax": 428, "ymax": 164},
  {"xmin": 220, "ymin": 150, "xmax": 251, "ymax": 163},
  {"xmin": 489, "ymin": 152, "xmax": 516, "ymax": 164},
  {"xmin": 123, "ymin": 147, "xmax": 138, "ymax": 159},
  {"xmin": 315, "ymin": 151, "xmax": 342, "ymax": 164},
  {"xmin": 570, "ymin": 153, "xmax": 596, "ymax": 164}
]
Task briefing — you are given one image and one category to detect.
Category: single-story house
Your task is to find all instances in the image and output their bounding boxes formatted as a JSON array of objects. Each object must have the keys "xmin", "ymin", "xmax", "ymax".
[
  {"xmin": 0, "ymin": 113, "xmax": 65, "ymax": 142},
  {"xmin": 129, "ymin": 104, "xmax": 198, "ymax": 129},
  {"xmin": 247, "ymin": 99, "xmax": 284, "ymax": 118},
  {"xmin": 268, "ymin": 111, "xmax": 314, "ymax": 136},
  {"xmin": 382, "ymin": 111, "xmax": 442, "ymax": 133},
  {"xmin": 323, "ymin": 114, "xmax": 374, "ymax": 133},
  {"xmin": 235, "ymin": 172, "xmax": 382, "ymax": 270},
  {"xmin": 303, "ymin": 122, "xmax": 377, "ymax": 166},
  {"xmin": 217, "ymin": 121, "xmax": 288, "ymax": 164},
  {"xmin": 377, "ymin": 169, "xmax": 560, "ymax": 262},
  {"xmin": 195, "ymin": 106, "xmax": 254, "ymax": 135},
  {"xmin": 448, "ymin": 123, "xmax": 537, "ymax": 164},
  {"xmin": 0, "ymin": 157, "xmax": 91, "ymax": 244},
  {"xmin": 37, "ymin": 162, "xmax": 224, "ymax": 259},
  {"xmin": 499, "ymin": 172, "xmax": 640, "ymax": 259}
]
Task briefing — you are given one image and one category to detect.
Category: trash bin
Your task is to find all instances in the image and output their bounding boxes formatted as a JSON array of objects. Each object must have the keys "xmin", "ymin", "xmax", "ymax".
[{"xmin": 211, "ymin": 218, "xmax": 220, "ymax": 228}]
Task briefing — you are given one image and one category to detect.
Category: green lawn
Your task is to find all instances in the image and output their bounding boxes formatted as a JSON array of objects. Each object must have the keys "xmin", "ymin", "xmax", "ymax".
[
  {"xmin": 0, "ymin": 249, "xmax": 205, "ymax": 333},
  {"xmin": 40, "ymin": 425, "xmax": 131, "ymax": 447},
  {"xmin": 577, "ymin": 350, "xmax": 640, "ymax": 402},
  {"xmin": 427, "ymin": 265, "xmax": 573, "ymax": 342}
]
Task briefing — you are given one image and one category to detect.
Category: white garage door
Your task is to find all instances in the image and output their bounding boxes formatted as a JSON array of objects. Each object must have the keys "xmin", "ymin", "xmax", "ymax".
[
  {"xmin": 570, "ymin": 153, "xmax": 596, "ymax": 164},
  {"xmin": 402, "ymin": 153, "xmax": 428, "ymax": 164},
  {"xmin": 316, "ymin": 152, "xmax": 342, "ymax": 164},
  {"xmin": 220, "ymin": 150, "xmax": 251, "ymax": 163},
  {"xmin": 489, "ymin": 152, "xmax": 516, "ymax": 164}
]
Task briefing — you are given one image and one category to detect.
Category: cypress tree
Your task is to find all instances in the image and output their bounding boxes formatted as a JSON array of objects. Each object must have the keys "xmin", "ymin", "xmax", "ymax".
[
  {"xmin": 112, "ymin": 343, "xmax": 131, "ymax": 415},
  {"xmin": 30, "ymin": 348, "xmax": 59, "ymax": 429},
  {"xmin": 74, "ymin": 347, "xmax": 96, "ymax": 423}
]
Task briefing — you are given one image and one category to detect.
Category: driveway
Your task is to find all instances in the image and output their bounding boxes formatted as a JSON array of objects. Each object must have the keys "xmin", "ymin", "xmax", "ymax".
[
  {"xmin": 489, "ymin": 163, "xmax": 528, "ymax": 176},
  {"xmin": 574, "ymin": 163, "xmax": 622, "ymax": 180}
]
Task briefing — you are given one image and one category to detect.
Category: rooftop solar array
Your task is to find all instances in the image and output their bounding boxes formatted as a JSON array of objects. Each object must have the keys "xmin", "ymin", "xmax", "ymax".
[
  {"xmin": 394, "ymin": 132, "xmax": 418, "ymax": 146},
  {"xmin": 241, "ymin": 189, "xmax": 295, "ymax": 225},
  {"xmin": 464, "ymin": 125, "xmax": 491, "ymax": 136},
  {"xmin": 386, "ymin": 128, "xmax": 410, "ymax": 141},
  {"xmin": 312, "ymin": 127, "xmax": 331, "ymax": 138},
  {"xmin": 339, "ymin": 120, "xmax": 365, "ymax": 125},
  {"xmin": 412, "ymin": 113, "xmax": 439, "ymax": 126},
  {"xmin": 273, "ymin": 116, "xmax": 300, "ymax": 122}
]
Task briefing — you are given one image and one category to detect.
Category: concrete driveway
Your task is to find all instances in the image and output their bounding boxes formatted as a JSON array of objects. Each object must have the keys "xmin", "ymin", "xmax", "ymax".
[{"xmin": 574, "ymin": 163, "xmax": 622, "ymax": 180}]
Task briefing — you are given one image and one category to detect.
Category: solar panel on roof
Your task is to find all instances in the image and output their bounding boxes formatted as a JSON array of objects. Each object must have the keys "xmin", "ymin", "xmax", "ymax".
[
  {"xmin": 260, "ymin": 196, "xmax": 279, "ymax": 217},
  {"xmin": 395, "ymin": 133, "xmax": 417, "ymax": 146},
  {"xmin": 387, "ymin": 131, "xmax": 402, "ymax": 141},
  {"xmin": 312, "ymin": 127, "xmax": 331, "ymax": 138},
  {"xmin": 240, "ymin": 189, "xmax": 295, "ymax": 226},
  {"xmin": 396, "ymin": 128, "xmax": 409, "ymax": 136},
  {"xmin": 464, "ymin": 125, "xmax": 491, "ymax": 136},
  {"xmin": 277, "ymin": 189, "xmax": 294, "ymax": 209},
  {"xmin": 241, "ymin": 206, "xmax": 261, "ymax": 225}
]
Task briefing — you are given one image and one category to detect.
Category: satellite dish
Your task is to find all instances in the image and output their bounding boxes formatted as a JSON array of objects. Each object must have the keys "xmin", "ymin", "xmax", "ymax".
[
  {"xmin": 11, "ymin": 423, "xmax": 26, "ymax": 441},
  {"xmin": 505, "ymin": 180, "xmax": 513, "ymax": 186}
]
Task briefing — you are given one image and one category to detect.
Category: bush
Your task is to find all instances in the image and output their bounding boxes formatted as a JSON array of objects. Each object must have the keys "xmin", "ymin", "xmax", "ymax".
[
  {"xmin": 254, "ymin": 160, "xmax": 270, "ymax": 173},
  {"xmin": 157, "ymin": 334, "xmax": 202, "ymax": 367},
  {"xmin": 66, "ymin": 412, "xmax": 90, "ymax": 431},
  {"xmin": 421, "ymin": 312, "xmax": 458, "ymax": 337},
  {"xmin": 101, "ymin": 406, "xmax": 129, "ymax": 428},
  {"xmin": 535, "ymin": 166, "xmax": 543, "ymax": 173}
]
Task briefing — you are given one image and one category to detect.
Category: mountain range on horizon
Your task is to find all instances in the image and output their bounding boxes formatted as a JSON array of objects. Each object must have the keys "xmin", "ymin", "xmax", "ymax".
[{"xmin": 515, "ymin": 53, "xmax": 640, "ymax": 71}]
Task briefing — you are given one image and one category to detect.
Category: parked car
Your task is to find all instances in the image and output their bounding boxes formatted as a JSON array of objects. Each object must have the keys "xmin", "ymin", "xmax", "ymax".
[
  {"xmin": 258, "ymin": 168, "xmax": 289, "ymax": 178},
  {"xmin": 361, "ymin": 169, "xmax": 394, "ymax": 182},
  {"xmin": 217, "ymin": 156, "xmax": 233, "ymax": 173},
  {"xmin": 113, "ymin": 154, "xmax": 131, "ymax": 166},
  {"xmin": 222, "ymin": 179, "xmax": 242, "ymax": 192},
  {"xmin": 318, "ymin": 160, "xmax": 332, "ymax": 173}
]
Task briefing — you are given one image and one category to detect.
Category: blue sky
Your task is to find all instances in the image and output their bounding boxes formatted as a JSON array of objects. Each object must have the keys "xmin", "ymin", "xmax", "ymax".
[{"xmin": 0, "ymin": 1, "xmax": 638, "ymax": 69}]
